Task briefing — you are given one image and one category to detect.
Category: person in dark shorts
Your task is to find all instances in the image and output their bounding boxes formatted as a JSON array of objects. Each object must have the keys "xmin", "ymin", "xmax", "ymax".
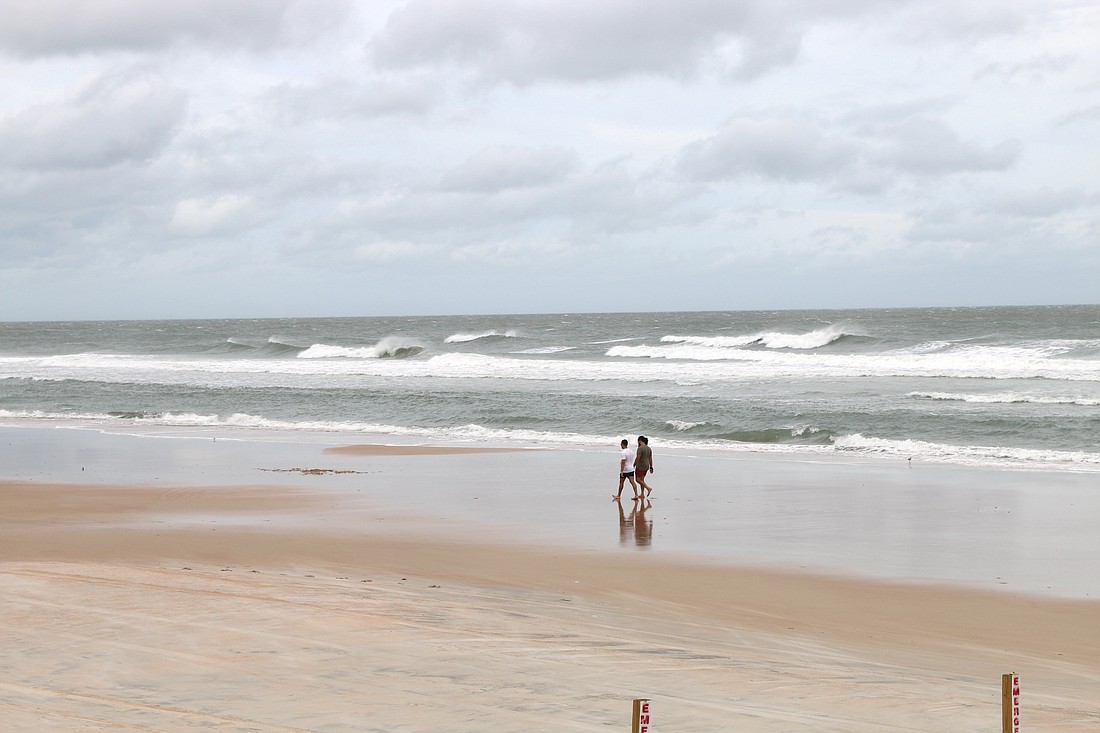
[
  {"xmin": 615, "ymin": 438, "xmax": 638, "ymax": 501},
  {"xmin": 634, "ymin": 435, "xmax": 654, "ymax": 497}
]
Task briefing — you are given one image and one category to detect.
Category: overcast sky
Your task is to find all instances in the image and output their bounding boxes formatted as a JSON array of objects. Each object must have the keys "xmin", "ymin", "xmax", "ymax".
[{"xmin": 1, "ymin": 0, "xmax": 1097, "ymax": 321}]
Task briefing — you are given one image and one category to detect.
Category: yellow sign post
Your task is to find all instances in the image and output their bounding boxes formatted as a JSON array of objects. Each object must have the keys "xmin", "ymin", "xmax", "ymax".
[
  {"xmin": 1002, "ymin": 673, "xmax": 1020, "ymax": 733},
  {"xmin": 631, "ymin": 698, "xmax": 651, "ymax": 733}
]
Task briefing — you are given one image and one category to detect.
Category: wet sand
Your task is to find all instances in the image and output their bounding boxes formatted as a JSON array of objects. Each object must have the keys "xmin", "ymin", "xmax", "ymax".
[
  {"xmin": 0, "ymin": 431, "xmax": 1095, "ymax": 726},
  {"xmin": 2, "ymin": 461, "xmax": 1099, "ymax": 731},
  {"xmin": 324, "ymin": 443, "xmax": 536, "ymax": 456}
]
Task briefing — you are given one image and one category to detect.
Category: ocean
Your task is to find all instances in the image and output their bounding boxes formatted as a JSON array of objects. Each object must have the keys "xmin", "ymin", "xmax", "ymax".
[{"xmin": 2, "ymin": 305, "xmax": 1098, "ymax": 473}]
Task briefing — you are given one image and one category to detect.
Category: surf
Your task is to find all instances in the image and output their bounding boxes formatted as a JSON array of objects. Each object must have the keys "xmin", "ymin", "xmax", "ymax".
[{"xmin": 297, "ymin": 337, "xmax": 425, "ymax": 359}]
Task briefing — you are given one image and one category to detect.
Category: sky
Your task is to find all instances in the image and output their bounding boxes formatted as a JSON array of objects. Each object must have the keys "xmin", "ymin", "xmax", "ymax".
[{"xmin": 1, "ymin": 0, "xmax": 1098, "ymax": 321}]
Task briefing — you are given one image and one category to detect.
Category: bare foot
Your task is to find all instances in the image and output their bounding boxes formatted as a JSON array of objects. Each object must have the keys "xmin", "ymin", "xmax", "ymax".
[{"xmin": 612, "ymin": 495, "xmax": 621, "ymax": 501}]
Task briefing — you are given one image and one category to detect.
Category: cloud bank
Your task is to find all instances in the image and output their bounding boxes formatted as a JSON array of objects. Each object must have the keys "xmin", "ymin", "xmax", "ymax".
[{"xmin": 0, "ymin": 0, "xmax": 1096, "ymax": 319}]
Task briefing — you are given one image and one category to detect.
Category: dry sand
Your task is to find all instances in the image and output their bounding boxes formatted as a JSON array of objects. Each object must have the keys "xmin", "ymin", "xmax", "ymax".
[{"xmin": 2, "ymin": 468, "xmax": 1098, "ymax": 732}]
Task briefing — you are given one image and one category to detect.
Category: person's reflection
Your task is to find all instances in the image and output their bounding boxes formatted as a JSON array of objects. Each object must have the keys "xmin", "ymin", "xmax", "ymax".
[
  {"xmin": 617, "ymin": 499, "xmax": 636, "ymax": 546},
  {"xmin": 617, "ymin": 498, "xmax": 653, "ymax": 548},
  {"xmin": 634, "ymin": 499, "xmax": 653, "ymax": 547}
]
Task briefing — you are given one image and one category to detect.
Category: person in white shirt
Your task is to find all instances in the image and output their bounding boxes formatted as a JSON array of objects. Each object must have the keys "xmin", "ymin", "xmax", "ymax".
[{"xmin": 614, "ymin": 438, "xmax": 639, "ymax": 501}]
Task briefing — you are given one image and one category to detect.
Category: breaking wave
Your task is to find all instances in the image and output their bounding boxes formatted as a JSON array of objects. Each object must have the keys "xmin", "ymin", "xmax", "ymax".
[
  {"xmin": 662, "ymin": 323, "xmax": 859, "ymax": 351},
  {"xmin": 3, "ymin": 408, "xmax": 1098, "ymax": 472},
  {"xmin": 512, "ymin": 346, "xmax": 576, "ymax": 355},
  {"xmin": 445, "ymin": 330, "xmax": 521, "ymax": 344},
  {"xmin": 298, "ymin": 337, "xmax": 425, "ymax": 359},
  {"xmin": 908, "ymin": 391, "xmax": 1100, "ymax": 406},
  {"xmin": 834, "ymin": 433, "xmax": 1100, "ymax": 471}
]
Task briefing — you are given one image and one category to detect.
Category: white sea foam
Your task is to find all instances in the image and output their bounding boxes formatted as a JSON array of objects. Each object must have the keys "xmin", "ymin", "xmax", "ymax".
[
  {"xmin": 444, "ymin": 330, "xmax": 520, "ymax": 343},
  {"xmin": 834, "ymin": 433, "xmax": 1100, "ymax": 472},
  {"xmin": 663, "ymin": 323, "xmax": 855, "ymax": 350},
  {"xmin": 512, "ymin": 346, "xmax": 576, "ymax": 355},
  {"xmin": 604, "ymin": 344, "xmax": 1100, "ymax": 381},
  {"xmin": 4, "ymin": 343, "xmax": 1100, "ymax": 388},
  {"xmin": 908, "ymin": 391, "xmax": 1100, "ymax": 406},
  {"xmin": 297, "ymin": 337, "xmax": 424, "ymax": 359},
  {"xmin": 666, "ymin": 420, "xmax": 707, "ymax": 431},
  {"xmin": 661, "ymin": 334, "xmax": 760, "ymax": 348},
  {"xmin": 757, "ymin": 323, "xmax": 854, "ymax": 349},
  {"xmin": 4, "ymin": 408, "xmax": 1098, "ymax": 472}
]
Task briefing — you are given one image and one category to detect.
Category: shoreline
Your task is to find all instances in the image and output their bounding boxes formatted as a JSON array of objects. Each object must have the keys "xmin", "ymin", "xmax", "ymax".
[
  {"xmin": 324, "ymin": 443, "xmax": 539, "ymax": 456},
  {"xmin": 2, "ymin": 423, "xmax": 1099, "ymax": 598}
]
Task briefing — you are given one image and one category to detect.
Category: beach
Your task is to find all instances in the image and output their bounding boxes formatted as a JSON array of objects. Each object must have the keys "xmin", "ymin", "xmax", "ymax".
[{"xmin": 2, "ymin": 427, "xmax": 1098, "ymax": 731}]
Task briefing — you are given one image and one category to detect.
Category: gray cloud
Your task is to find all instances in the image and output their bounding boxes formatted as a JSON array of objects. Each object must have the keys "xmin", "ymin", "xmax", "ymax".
[
  {"xmin": 983, "ymin": 187, "xmax": 1089, "ymax": 219},
  {"xmin": 266, "ymin": 76, "xmax": 441, "ymax": 122},
  {"xmin": 675, "ymin": 116, "xmax": 856, "ymax": 182},
  {"xmin": 0, "ymin": 0, "xmax": 346, "ymax": 56},
  {"xmin": 675, "ymin": 113, "xmax": 1023, "ymax": 185},
  {"xmin": 890, "ymin": 0, "xmax": 1038, "ymax": 43},
  {"xmin": 299, "ymin": 155, "xmax": 696, "ymax": 268},
  {"xmin": 367, "ymin": 0, "xmax": 1043, "ymax": 87},
  {"xmin": 1, "ymin": 0, "xmax": 1095, "ymax": 318},
  {"xmin": 370, "ymin": 0, "xmax": 807, "ymax": 84},
  {"xmin": 878, "ymin": 118, "xmax": 1021, "ymax": 175},
  {"xmin": 1054, "ymin": 105, "xmax": 1100, "ymax": 127},
  {"xmin": 973, "ymin": 54, "xmax": 1077, "ymax": 84},
  {"xmin": 0, "ymin": 71, "xmax": 186, "ymax": 169},
  {"xmin": 436, "ymin": 146, "xmax": 580, "ymax": 193}
]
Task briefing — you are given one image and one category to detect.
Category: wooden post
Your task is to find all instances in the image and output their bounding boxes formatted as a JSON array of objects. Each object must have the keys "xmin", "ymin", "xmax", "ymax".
[
  {"xmin": 1002, "ymin": 673, "xmax": 1020, "ymax": 733},
  {"xmin": 631, "ymin": 698, "xmax": 651, "ymax": 733}
]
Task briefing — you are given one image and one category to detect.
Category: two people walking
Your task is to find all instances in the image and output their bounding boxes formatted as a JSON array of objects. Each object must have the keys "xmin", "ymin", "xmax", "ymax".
[{"xmin": 614, "ymin": 435, "xmax": 654, "ymax": 501}]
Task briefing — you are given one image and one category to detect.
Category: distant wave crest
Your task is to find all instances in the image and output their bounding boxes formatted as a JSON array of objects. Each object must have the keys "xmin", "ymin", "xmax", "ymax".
[
  {"xmin": 666, "ymin": 419, "xmax": 709, "ymax": 432},
  {"xmin": 215, "ymin": 337, "xmax": 307, "ymax": 356},
  {"xmin": 714, "ymin": 426, "xmax": 835, "ymax": 445},
  {"xmin": 835, "ymin": 433, "xmax": 1100, "ymax": 471},
  {"xmin": 512, "ymin": 346, "xmax": 575, "ymax": 355},
  {"xmin": 445, "ymin": 330, "xmax": 520, "ymax": 344},
  {"xmin": 908, "ymin": 391, "xmax": 1100, "ymax": 406},
  {"xmin": 662, "ymin": 323, "xmax": 858, "ymax": 351},
  {"xmin": 298, "ymin": 337, "xmax": 425, "ymax": 359}
]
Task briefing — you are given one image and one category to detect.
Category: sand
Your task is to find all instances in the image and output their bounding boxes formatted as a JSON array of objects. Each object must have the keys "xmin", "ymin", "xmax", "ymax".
[{"xmin": 1, "ymin": 438, "xmax": 1099, "ymax": 731}]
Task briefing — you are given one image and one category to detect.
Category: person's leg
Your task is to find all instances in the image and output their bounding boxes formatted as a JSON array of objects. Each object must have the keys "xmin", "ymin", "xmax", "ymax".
[{"xmin": 615, "ymin": 474, "xmax": 625, "ymax": 500}]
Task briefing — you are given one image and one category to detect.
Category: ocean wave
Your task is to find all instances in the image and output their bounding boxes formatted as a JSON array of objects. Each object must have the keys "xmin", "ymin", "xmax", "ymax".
[
  {"xmin": 5, "ymin": 346, "xmax": 1100, "ymax": 386},
  {"xmin": 834, "ymin": 433, "xmax": 1100, "ymax": 471},
  {"xmin": 713, "ymin": 426, "xmax": 835, "ymax": 445},
  {"xmin": 444, "ymin": 330, "xmax": 520, "ymax": 344},
  {"xmin": 223, "ymin": 338, "xmax": 257, "ymax": 352},
  {"xmin": 4, "ymin": 408, "xmax": 1098, "ymax": 472},
  {"xmin": 662, "ymin": 323, "xmax": 858, "ymax": 351},
  {"xmin": 908, "ymin": 391, "xmax": 1100, "ymax": 406},
  {"xmin": 297, "ymin": 337, "xmax": 425, "ymax": 359},
  {"xmin": 512, "ymin": 346, "xmax": 576, "ymax": 355},
  {"xmin": 665, "ymin": 420, "xmax": 709, "ymax": 432},
  {"xmin": 602, "ymin": 344, "xmax": 1100, "ymax": 381},
  {"xmin": 263, "ymin": 337, "xmax": 308, "ymax": 356}
]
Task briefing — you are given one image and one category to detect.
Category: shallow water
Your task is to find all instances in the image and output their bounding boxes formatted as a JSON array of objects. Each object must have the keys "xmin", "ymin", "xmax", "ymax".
[{"xmin": 4, "ymin": 424, "xmax": 1096, "ymax": 599}]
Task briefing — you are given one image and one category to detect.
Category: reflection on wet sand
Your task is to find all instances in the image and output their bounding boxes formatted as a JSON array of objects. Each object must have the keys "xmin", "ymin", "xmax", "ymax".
[{"xmin": 617, "ymin": 499, "xmax": 653, "ymax": 548}]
